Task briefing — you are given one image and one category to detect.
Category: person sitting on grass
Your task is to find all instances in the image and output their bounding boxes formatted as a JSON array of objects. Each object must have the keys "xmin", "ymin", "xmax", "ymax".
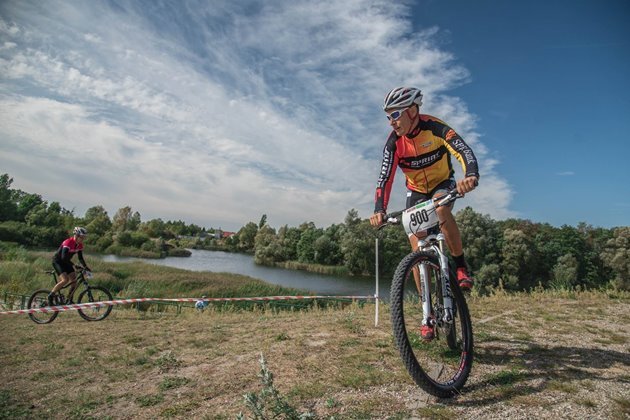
[{"xmin": 196, "ymin": 295, "xmax": 209, "ymax": 312}]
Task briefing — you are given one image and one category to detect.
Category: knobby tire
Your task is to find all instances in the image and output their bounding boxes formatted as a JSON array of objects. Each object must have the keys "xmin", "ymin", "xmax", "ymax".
[
  {"xmin": 27, "ymin": 289, "xmax": 59, "ymax": 324},
  {"xmin": 77, "ymin": 286, "xmax": 113, "ymax": 321},
  {"xmin": 390, "ymin": 251, "xmax": 473, "ymax": 398}
]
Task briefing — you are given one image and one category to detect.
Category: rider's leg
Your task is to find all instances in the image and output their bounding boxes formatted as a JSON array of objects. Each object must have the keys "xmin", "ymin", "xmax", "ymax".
[
  {"xmin": 51, "ymin": 272, "xmax": 71, "ymax": 294},
  {"xmin": 433, "ymin": 179, "xmax": 473, "ymax": 290},
  {"xmin": 409, "ymin": 233, "xmax": 435, "ymax": 340},
  {"xmin": 436, "ymin": 203, "xmax": 473, "ymax": 289},
  {"xmin": 65, "ymin": 272, "xmax": 78, "ymax": 302},
  {"xmin": 406, "ymin": 189, "xmax": 429, "ymax": 291},
  {"xmin": 435, "ymin": 204, "xmax": 463, "ymax": 257},
  {"xmin": 408, "ymin": 233, "xmax": 425, "ymax": 291},
  {"xmin": 406, "ymin": 189, "xmax": 436, "ymax": 339},
  {"xmin": 50, "ymin": 261, "xmax": 74, "ymax": 303}
]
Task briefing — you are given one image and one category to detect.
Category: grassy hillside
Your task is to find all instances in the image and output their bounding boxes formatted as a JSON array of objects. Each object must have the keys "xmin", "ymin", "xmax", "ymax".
[
  {"xmin": 0, "ymin": 248, "xmax": 308, "ymax": 301},
  {"xmin": 1, "ymin": 289, "xmax": 628, "ymax": 419}
]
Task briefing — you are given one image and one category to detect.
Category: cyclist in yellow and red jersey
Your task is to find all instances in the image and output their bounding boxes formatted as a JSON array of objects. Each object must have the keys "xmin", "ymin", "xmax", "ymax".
[
  {"xmin": 49, "ymin": 226, "xmax": 91, "ymax": 304},
  {"xmin": 370, "ymin": 87, "xmax": 479, "ymax": 308}
]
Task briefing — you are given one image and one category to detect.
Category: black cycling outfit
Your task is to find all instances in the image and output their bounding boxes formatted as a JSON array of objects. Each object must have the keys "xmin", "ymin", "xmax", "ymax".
[{"xmin": 52, "ymin": 237, "xmax": 87, "ymax": 275}]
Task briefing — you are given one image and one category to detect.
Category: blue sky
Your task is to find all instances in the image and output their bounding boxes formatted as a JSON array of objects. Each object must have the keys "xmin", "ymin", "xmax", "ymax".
[{"xmin": 1, "ymin": 0, "xmax": 628, "ymax": 231}]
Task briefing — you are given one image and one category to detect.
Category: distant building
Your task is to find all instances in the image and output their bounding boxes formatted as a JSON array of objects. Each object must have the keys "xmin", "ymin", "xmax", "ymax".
[{"xmin": 214, "ymin": 229, "xmax": 236, "ymax": 239}]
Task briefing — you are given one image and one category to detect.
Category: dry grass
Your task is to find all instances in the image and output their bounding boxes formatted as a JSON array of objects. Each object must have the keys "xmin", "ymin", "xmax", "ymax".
[{"xmin": 0, "ymin": 291, "xmax": 629, "ymax": 419}]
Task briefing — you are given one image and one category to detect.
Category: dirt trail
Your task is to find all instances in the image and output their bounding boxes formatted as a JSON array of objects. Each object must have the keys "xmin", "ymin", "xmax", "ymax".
[{"xmin": 0, "ymin": 292, "xmax": 628, "ymax": 419}]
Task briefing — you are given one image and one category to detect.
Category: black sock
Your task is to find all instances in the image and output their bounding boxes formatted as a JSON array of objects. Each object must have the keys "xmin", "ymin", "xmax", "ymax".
[{"xmin": 453, "ymin": 253, "xmax": 466, "ymax": 269}]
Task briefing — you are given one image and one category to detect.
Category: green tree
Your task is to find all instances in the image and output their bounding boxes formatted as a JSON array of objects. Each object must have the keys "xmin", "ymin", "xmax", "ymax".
[
  {"xmin": 117, "ymin": 231, "xmax": 150, "ymax": 248},
  {"xmin": 456, "ymin": 207, "xmax": 500, "ymax": 273},
  {"xmin": 296, "ymin": 223, "xmax": 321, "ymax": 263},
  {"xmin": 25, "ymin": 201, "xmax": 63, "ymax": 228},
  {"xmin": 313, "ymin": 234, "xmax": 340, "ymax": 265},
  {"xmin": 165, "ymin": 220, "xmax": 186, "ymax": 236},
  {"xmin": 500, "ymin": 228, "xmax": 534, "ymax": 290},
  {"xmin": 550, "ymin": 253, "xmax": 579, "ymax": 290},
  {"xmin": 323, "ymin": 224, "xmax": 344, "ymax": 264},
  {"xmin": 0, "ymin": 174, "xmax": 17, "ymax": 221},
  {"xmin": 237, "ymin": 222, "xmax": 259, "ymax": 253},
  {"xmin": 278, "ymin": 225, "xmax": 301, "ymax": 261},
  {"xmin": 83, "ymin": 205, "xmax": 112, "ymax": 236},
  {"xmin": 341, "ymin": 210, "xmax": 376, "ymax": 276},
  {"xmin": 576, "ymin": 222, "xmax": 612, "ymax": 288},
  {"xmin": 13, "ymin": 191, "xmax": 43, "ymax": 222},
  {"xmin": 141, "ymin": 218, "xmax": 168, "ymax": 238},
  {"xmin": 112, "ymin": 207, "xmax": 141, "ymax": 232},
  {"xmin": 476, "ymin": 263, "xmax": 502, "ymax": 293},
  {"xmin": 129, "ymin": 211, "xmax": 141, "ymax": 231},
  {"xmin": 254, "ymin": 225, "xmax": 282, "ymax": 265},
  {"xmin": 600, "ymin": 227, "xmax": 630, "ymax": 290},
  {"xmin": 377, "ymin": 224, "xmax": 409, "ymax": 277},
  {"xmin": 112, "ymin": 206, "xmax": 133, "ymax": 232}
]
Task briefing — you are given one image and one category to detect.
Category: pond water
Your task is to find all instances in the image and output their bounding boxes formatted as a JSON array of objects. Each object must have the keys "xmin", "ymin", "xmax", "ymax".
[{"xmin": 99, "ymin": 249, "xmax": 390, "ymax": 298}]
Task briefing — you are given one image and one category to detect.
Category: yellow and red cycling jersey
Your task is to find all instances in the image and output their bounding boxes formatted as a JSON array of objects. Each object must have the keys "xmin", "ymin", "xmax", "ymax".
[{"xmin": 374, "ymin": 114, "xmax": 479, "ymax": 213}]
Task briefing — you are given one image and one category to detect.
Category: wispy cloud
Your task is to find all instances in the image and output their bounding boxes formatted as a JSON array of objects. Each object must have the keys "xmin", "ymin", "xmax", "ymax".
[
  {"xmin": 0, "ymin": 0, "xmax": 514, "ymax": 229},
  {"xmin": 557, "ymin": 171, "xmax": 575, "ymax": 176}
]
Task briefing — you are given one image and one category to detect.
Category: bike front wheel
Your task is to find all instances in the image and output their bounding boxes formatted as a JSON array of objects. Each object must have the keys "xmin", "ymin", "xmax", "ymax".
[
  {"xmin": 77, "ymin": 286, "xmax": 113, "ymax": 321},
  {"xmin": 27, "ymin": 289, "xmax": 59, "ymax": 324},
  {"xmin": 390, "ymin": 251, "xmax": 473, "ymax": 398}
]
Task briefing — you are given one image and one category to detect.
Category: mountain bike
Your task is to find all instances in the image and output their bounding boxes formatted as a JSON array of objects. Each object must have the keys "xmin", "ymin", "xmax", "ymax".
[
  {"xmin": 382, "ymin": 189, "xmax": 473, "ymax": 397},
  {"xmin": 27, "ymin": 265, "xmax": 113, "ymax": 324}
]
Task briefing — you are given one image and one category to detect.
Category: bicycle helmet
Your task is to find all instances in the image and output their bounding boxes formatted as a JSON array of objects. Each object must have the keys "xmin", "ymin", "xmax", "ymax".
[
  {"xmin": 383, "ymin": 87, "xmax": 423, "ymax": 111},
  {"xmin": 73, "ymin": 226, "xmax": 88, "ymax": 237}
]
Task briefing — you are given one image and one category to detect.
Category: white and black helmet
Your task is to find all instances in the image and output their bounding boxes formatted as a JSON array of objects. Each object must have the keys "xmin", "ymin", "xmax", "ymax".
[
  {"xmin": 383, "ymin": 87, "xmax": 423, "ymax": 111},
  {"xmin": 73, "ymin": 226, "xmax": 88, "ymax": 237}
]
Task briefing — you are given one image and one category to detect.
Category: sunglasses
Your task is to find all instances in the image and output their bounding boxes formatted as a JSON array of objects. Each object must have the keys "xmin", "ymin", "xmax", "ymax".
[{"xmin": 386, "ymin": 107, "xmax": 409, "ymax": 121}]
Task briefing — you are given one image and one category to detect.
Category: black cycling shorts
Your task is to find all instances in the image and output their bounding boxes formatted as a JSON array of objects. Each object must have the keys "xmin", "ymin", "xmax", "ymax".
[
  {"xmin": 406, "ymin": 178, "xmax": 456, "ymax": 208},
  {"xmin": 52, "ymin": 259, "xmax": 74, "ymax": 275}
]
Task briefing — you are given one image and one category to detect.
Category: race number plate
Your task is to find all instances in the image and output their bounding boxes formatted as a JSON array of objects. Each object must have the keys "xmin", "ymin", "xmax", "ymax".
[{"xmin": 401, "ymin": 200, "xmax": 439, "ymax": 236}]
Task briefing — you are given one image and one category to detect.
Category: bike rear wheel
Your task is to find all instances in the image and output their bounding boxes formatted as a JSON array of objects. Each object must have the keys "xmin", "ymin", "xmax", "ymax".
[
  {"xmin": 77, "ymin": 286, "xmax": 113, "ymax": 321},
  {"xmin": 390, "ymin": 251, "xmax": 473, "ymax": 398},
  {"xmin": 27, "ymin": 289, "xmax": 59, "ymax": 324}
]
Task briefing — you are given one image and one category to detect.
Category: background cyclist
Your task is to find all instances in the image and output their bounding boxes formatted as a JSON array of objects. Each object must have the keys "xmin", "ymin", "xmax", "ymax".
[
  {"xmin": 369, "ymin": 87, "xmax": 479, "ymax": 288},
  {"xmin": 49, "ymin": 226, "xmax": 91, "ymax": 305}
]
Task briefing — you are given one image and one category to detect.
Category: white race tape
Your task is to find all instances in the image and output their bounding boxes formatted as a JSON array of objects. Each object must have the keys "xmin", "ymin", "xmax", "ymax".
[{"xmin": 0, "ymin": 295, "xmax": 378, "ymax": 316}]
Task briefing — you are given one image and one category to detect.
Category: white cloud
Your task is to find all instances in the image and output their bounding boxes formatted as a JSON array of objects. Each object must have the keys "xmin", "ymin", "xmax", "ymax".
[{"xmin": 0, "ymin": 0, "xmax": 514, "ymax": 230}]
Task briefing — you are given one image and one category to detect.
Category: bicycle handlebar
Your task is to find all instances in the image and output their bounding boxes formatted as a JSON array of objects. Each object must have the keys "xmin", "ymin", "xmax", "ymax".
[{"xmin": 378, "ymin": 188, "xmax": 463, "ymax": 229}]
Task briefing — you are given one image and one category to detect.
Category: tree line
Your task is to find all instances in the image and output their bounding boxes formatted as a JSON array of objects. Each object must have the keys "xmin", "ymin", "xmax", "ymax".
[
  {"xmin": 0, "ymin": 174, "xmax": 203, "ymax": 258},
  {"xmin": 1, "ymin": 173, "xmax": 628, "ymax": 292},
  {"xmin": 224, "ymin": 208, "xmax": 628, "ymax": 293}
]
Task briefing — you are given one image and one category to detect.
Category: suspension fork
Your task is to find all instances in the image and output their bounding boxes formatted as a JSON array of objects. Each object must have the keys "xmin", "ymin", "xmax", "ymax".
[
  {"xmin": 437, "ymin": 234, "xmax": 454, "ymax": 323},
  {"xmin": 417, "ymin": 261, "xmax": 433, "ymax": 325}
]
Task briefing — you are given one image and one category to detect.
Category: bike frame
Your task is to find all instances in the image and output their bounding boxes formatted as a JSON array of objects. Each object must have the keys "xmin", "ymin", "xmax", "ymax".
[
  {"xmin": 50, "ymin": 268, "xmax": 88, "ymax": 302},
  {"xmin": 417, "ymin": 230, "xmax": 454, "ymax": 327},
  {"xmin": 386, "ymin": 188, "xmax": 463, "ymax": 329}
]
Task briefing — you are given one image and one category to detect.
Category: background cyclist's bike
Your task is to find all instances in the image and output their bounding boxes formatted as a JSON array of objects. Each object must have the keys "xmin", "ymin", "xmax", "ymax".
[
  {"xmin": 27, "ymin": 265, "xmax": 113, "ymax": 324},
  {"xmin": 382, "ymin": 189, "xmax": 473, "ymax": 398}
]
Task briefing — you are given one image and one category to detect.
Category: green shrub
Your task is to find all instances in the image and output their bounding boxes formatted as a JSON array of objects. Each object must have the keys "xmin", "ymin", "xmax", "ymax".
[
  {"xmin": 168, "ymin": 248, "xmax": 192, "ymax": 257},
  {"xmin": 238, "ymin": 353, "xmax": 314, "ymax": 420}
]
